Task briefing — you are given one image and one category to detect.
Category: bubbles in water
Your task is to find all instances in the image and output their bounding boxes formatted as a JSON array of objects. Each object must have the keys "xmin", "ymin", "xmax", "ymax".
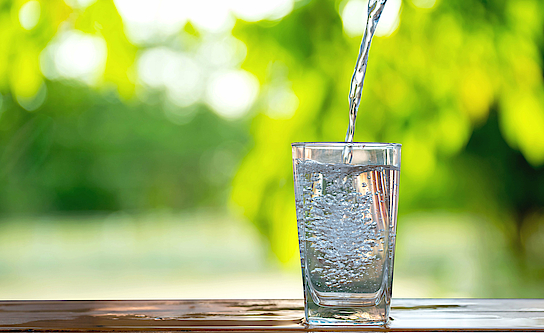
[{"xmin": 295, "ymin": 159, "xmax": 399, "ymax": 294}]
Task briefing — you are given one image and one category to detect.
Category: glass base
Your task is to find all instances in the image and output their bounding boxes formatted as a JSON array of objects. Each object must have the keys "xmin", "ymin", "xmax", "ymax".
[
  {"xmin": 307, "ymin": 317, "xmax": 388, "ymax": 327},
  {"xmin": 305, "ymin": 289, "xmax": 390, "ymax": 327}
]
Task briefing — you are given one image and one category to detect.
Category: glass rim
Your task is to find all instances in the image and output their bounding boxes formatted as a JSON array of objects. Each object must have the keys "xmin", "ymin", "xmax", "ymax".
[{"xmin": 291, "ymin": 142, "xmax": 401, "ymax": 148}]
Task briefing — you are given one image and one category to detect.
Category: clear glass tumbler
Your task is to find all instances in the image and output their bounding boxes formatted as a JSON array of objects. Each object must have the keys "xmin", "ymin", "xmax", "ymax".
[{"xmin": 292, "ymin": 142, "xmax": 401, "ymax": 326}]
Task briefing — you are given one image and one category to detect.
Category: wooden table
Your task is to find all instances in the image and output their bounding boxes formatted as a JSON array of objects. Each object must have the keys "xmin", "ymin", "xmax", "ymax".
[{"xmin": 0, "ymin": 299, "xmax": 543, "ymax": 332}]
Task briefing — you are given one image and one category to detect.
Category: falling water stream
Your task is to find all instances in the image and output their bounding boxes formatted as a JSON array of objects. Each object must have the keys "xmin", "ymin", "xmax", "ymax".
[{"xmin": 343, "ymin": 0, "xmax": 388, "ymax": 163}]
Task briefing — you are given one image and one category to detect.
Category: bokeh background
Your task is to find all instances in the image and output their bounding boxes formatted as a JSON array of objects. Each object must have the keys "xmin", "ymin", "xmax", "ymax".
[{"xmin": 1, "ymin": 0, "xmax": 544, "ymax": 299}]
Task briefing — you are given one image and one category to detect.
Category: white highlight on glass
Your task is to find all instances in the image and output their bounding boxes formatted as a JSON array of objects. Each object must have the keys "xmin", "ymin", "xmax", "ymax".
[
  {"xmin": 341, "ymin": 0, "xmax": 402, "ymax": 38},
  {"xmin": 40, "ymin": 30, "xmax": 107, "ymax": 84},
  {"xmin": 206, "ymin": 70, "xmax": 259, "ymax": 120},
  {"xmin": 19, "ymin": 1, "xmax": 40, "ymax": 30}
]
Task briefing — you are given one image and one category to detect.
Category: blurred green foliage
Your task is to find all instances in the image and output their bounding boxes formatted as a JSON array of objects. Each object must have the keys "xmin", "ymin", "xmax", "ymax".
[
  {"xmin": 1, "ymin": 0, "xmax": 249, "ymax": 213},
  {"xmin": 230, "ymin": 0, "xmax": 544, "ymax": 294},
  {"xmin": 0, "ymin": 0, "xmax": 543, "ymax": 297},
  {"xmin": 232, "ymin": 0, "xmax": 543, "ymax": 250},
  {"xmin": 0, "ymin": 83, "xmax": 248, "ymax": 213}
]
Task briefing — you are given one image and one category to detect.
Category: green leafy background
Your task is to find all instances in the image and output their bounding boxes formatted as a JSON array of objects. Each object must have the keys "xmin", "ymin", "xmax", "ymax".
[{"xmin": 0, "ymin": 0, "xmax": 543, "ymax": 298}]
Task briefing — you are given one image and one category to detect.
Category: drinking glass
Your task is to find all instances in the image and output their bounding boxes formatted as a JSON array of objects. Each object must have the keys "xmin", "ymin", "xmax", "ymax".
[{"xmin": 292, "ymin": 142, "xmax": 401, "ymax": 326}]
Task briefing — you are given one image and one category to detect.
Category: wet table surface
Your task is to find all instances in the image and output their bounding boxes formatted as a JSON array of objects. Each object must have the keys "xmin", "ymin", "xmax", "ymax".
[{"xmin": 0, "ymin": 299, "xmax": 543, "ymax": 332}]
